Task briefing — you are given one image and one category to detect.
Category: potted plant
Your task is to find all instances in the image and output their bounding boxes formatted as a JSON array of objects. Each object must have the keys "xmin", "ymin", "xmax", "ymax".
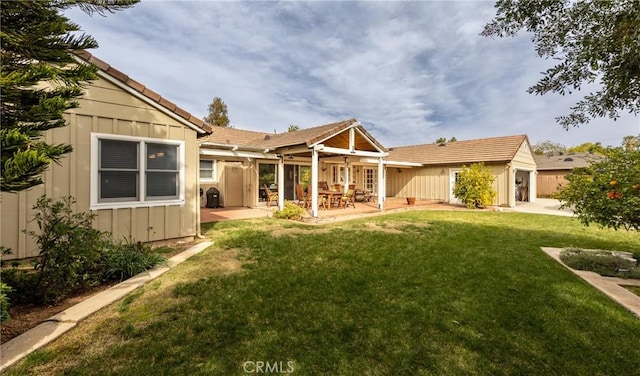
[{"xmin": 406, "ymin": 197, "xmax": 416, "ymax": 205}]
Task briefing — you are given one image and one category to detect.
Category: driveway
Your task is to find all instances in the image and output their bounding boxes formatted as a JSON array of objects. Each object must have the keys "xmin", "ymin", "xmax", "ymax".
[{"xmin": 509, "ymin": 198, "xmax": 573, "ymax": 217}]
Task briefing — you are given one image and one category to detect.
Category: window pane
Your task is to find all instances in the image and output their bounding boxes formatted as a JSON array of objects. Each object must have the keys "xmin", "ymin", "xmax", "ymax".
[
  {"xmin": 199, "ymin": 160, "xmax": 213, "ymax": 169},
  {"xmin": 100, "ymin": 140, "xmax": 138, "ymax": 169},
  {"xmin": 146, "ymin": 172, "xmax": 177, "ymax": 198},
  {"xmin": 147, "ymin": 143, "xmax": 177, "ymax": 170},
  {"xmin": 200, "ymin": 170, "xmax": 213, "ymax": 179},
  {"xmin": 100, "ymin": 171, "xmax": 138, "ymax": 199}
]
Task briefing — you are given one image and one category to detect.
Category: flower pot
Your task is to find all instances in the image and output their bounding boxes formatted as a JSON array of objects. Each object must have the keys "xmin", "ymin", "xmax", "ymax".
[{"xmin": 406, "ymin": 197, "xmax": 416, "ymax": 205}]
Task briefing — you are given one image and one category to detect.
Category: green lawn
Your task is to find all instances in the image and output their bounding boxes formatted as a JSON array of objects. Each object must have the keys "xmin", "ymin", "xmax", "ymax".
[{"xmin": 8, "ymin": 211, "xmax": 640, "ymax": 375}]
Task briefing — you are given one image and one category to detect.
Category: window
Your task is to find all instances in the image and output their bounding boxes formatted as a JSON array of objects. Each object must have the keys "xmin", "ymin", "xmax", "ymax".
[
  {"xmin": 199, "ymin": 160, "xmax": 216, "ymax": 181},
  {"xmin": 364, "ymin": 168, "xmax": 377, "ymax": 193},
  {"xmin": 331, "ymin": 165, "xmax": 353, "ymax": 185},
  {"xmin": 91, "ymin": 133, "xmax": 184, "ymax": 209}
]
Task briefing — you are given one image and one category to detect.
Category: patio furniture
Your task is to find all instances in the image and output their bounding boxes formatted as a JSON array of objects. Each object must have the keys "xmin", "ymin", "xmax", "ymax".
[
  {"xmin": 308, "ymin": 185, "xmax": 327, "ymax": 210},
  {"xmin": 341, "ymin": 188, "xmax": 356, "ymax": 208},
  {"xmin": 333, "ymin": 183, "xmax": 343, "ymax": 192},
  {"xmin": 318, "ymin": 181, "xmax": 329, "ymax": 191},
  {"xmin": 364, "ymin": 190, "xmax": 376, "ymax": 203},
  {"xmin": 354, "ymin": 189, "xmax": 366, "ymax": 202},
  {"xmin": 295, "ymin": 184, "xmax": 307, "ymax": 208},
  {"xmin": 264, "ymin": 184, "xmax": 278, "ymax": 207},
  {"xmin": 320, "ymin": 190, "xmax": 343, "ymax": 209}
]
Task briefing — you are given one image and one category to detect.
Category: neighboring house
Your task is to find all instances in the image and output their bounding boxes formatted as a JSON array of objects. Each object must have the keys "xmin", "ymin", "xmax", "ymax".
[
  {"xmin": 534, "ymin": 152, "xmax": 600, "ymax": 197},
  {"xmin": 0, "ymin": 51, "xmax": 211, "ymax": 260},
  {"xmin": 385, "ymin": 135, "xmax": 537, "ymax": 207},
  {"xmin": 198, "ymin": 119, "xmax": 388, "ymax": 217}
]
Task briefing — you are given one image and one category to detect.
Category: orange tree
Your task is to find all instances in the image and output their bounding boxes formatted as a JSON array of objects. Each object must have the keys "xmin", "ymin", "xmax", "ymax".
[{"xmin": 557, "ymin": 148, "xmax": 640, "ymax": 232}]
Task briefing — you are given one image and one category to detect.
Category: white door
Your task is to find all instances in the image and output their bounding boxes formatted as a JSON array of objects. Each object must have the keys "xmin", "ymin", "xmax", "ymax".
[{"xmin": 449, "ymin": 169, "xmax": 462, "ymax": 204}]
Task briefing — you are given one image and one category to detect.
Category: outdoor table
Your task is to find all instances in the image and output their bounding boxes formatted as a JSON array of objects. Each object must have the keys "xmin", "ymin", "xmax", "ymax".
[{"xmin": 319, "ymin": 190, "xmax": 344, "ymax": 209}]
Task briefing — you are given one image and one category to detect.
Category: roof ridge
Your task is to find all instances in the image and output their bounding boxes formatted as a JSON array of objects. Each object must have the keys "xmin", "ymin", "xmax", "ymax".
[
  {"xmin": 73, "ymin": 50, "xmax": 212, "ymax": 134},
  {"xmin": 390, "ymin": 134, "xmax": 527, "ymax": 149}
]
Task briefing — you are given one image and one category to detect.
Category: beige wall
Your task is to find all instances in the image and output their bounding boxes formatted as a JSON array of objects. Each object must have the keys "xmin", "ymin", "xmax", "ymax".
[
  {"xmin": 386, "ymin": 162, "xmax": 512, "ymax": 206},
  {"xmin": 1, "ymin": 77, "xmax": 200, "ymax": 260}
]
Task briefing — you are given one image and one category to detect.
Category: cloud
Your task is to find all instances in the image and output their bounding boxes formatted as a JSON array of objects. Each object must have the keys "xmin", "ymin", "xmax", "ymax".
[{"xmin": 66, "ymin": 1, "xmax": 639, "ymax": 147}]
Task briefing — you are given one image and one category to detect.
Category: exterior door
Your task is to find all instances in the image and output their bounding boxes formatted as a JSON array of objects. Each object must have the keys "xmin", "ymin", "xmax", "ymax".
[
  {"xmin": 449, "ymin": 169, "xmax": 462, "ymax": 204},
  {"xmin": 224, "ymin": 164, "xmax": 243, "ymax": 207}
]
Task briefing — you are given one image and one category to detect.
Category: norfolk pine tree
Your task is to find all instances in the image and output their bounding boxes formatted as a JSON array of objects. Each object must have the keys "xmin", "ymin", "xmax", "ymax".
[{"xmin": 1, "ymin": 0, "xmax": 137, "ymax": 192}]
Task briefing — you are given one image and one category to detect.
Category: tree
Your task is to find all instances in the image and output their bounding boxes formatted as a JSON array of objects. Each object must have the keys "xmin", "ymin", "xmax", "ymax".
[
  {"xmin": 203, "ymin": 97, "xmax": 230, "ymax": 127},
  {"xmin": 567, "ymin": 141, "xmax": 606, "ymax": 155},
  {"xmin": 622, "ymin": 134, "xmax": 640, "ymax": 151},
  {"xmin": 287, "ymin": 124, "xmax": 300, "ymax": 132},
  {"xmin": 557, "ymin": 147, "xmax": 640, "ymax": 232},
  {"xmin": 453, "ymin": 163, "xmax": 497, "ymax": 209},
  {"xmin": 533, "ymin": 140, "xmax": 566, "ymax": 155},
  {"xmin": 482, "ymin": 1, "xmax": 640, "ymax": 129},
  {"xmin": 1, "ymin": 0, "xmax": 138, "ymax": 192},
  {"xmin": 434, "ymin": 137, "xmax": 456, "ymax": 144}
]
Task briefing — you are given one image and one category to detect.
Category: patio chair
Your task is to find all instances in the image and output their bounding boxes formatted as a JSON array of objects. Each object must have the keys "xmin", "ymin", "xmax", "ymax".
[
  {"xmin": 318, "ymin": 181, "xmax": 329, "ymax": 191},
  {"xmin": 341, "ymin": 188, "xmax": 356, "ymax": 208},
  {"xmin": 333, "ymin": 183, "xmax": 343, "ymax": 192},
  {"xmin": 295, "ymin": 184, "xmax": 307, "ymax": 208},
  {"xmin": 263, "ymin": 184, "xmax": 278, "ymax": 207},
  {"xmin": 308, "ymin": 185, "xmax": 327, "ymax": 210}
]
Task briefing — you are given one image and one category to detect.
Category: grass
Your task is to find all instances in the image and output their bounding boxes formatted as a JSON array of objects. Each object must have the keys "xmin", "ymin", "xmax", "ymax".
[
  {"xmin": 623, "ymin": 285, "xmax": 640, "ymax": 297},
  {"xmin": 6, "ymin": 211, "xmax": 640, "ymax": 375}
]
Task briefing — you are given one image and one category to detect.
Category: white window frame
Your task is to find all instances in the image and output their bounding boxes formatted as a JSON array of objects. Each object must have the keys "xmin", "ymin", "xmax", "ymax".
[
  {"xmin": 199, "ymin": 159, "xmax": 217, "ymax": 182},
  {"xmin": 90, "ymin": 132, "xmax": 185, "ymax": 210}
]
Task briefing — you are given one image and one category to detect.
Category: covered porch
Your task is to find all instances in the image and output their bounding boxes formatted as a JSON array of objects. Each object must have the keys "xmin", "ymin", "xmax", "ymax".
[{"xmin": 199, "ymin": 119, "xmax": 389, "ymax": 218}]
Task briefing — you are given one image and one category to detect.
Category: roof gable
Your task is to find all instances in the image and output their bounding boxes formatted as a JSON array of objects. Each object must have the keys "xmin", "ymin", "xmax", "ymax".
[
  {"xmin": 388, "ymin": 135, "xmax": 529, "ymax": 165},
  {"xmin": 74, "ymin": 50, "xmax": 211, "ymax": 135}
]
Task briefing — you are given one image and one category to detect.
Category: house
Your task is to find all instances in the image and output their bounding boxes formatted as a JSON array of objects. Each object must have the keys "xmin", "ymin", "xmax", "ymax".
[
  {"xmin": 198, "ymin": 119, "xmax": 388, "ymax": 217},
  {"xmin": 385, "ymin": 135, "xmax": 537, "ymax": 207},
  {"xmin": 0, "ymin": 51, "xmax": 211, "ymax": 260},
  {"xmin": 534, "ymin": 152, "xmax": 599, "ymax": 197}
]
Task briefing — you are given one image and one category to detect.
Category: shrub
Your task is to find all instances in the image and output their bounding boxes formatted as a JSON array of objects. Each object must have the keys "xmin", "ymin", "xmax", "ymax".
[
  {"xmin": 101, "ymin": 240, "xmax": 167, "ymax": 281},
  {"xmin": 453, "ymin": 163, "xmax": 497, "ymax": 209},
  {"xmin": 273, "ymin": 201, "xmax": 305, "ymax": 220},
  {"xmin": 556, "ymin": 148, "xmax": 640, "ymax": 232},
  {"xmin": 25, "ymin": 196, "xmax": 108, "ymax": 304},
  {"xmin": 0, "ymin": 282, "xmax": 12, "ymax": 322},
  {"xmin": 560, "ymin": 248, "xmax": 640, "ymax": 279}
]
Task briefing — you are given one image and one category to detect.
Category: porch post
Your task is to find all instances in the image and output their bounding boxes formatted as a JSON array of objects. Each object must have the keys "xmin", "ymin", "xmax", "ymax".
[
  {"xmin": 377, "ymin": 157, "xmax": 384, "ymax": 211},
  {"xmin": 278, "ymin": 156, "xmax": 285, "ymax": 210},
  {"xmin": 344, "ymin": 158, "xmax": 349, "ymax": 192},
  {"xmin": 311, "ymin": 149, "xmax": 319, "ymax": 217}
]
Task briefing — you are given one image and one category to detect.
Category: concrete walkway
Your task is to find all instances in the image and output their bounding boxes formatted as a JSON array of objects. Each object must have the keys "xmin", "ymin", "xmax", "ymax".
[
  {"xmin": 541, "ymin": 247, "xmax": 640, "ymax": 319},
  {"xmin": 508, "ymin": 198, "xmax": 573, "ymax": 217},
  {"xmin": 0, "ymin": 241, "xmax": 213, "ymax": 372}
]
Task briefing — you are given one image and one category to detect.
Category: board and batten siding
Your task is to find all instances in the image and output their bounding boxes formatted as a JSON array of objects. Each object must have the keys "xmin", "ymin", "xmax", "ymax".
[
  {"xmin": 1, "ymin": 77, "xmax": 199, "ymax": 260},
  {"xmin": 386, "ymin": 162, "xmax": 512, "ymax": 207}
]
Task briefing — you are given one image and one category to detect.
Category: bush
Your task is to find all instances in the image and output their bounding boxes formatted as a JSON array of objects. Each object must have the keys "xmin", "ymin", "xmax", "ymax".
[
  {"xmin": 453, "ymin": 163, "xmax": 497, "ymax": 209},
  {"xmin": 101, "ymin": 240, "xmax": 167, "ymax": 281},
  {"xmin": 560, "ymin": 248, "xmax": 640, "ymax": 279},
  {"xmin": 24, "ymin": 196, "xmax": 109, "ymax": 304},
  {"xmin": 0, "ymin": 282, "xmax": 12, "ymax": 322},
  {"xmin": 273, "ymin": 201, "xmax": 305, "ymax": 220},
  {"xmin": 556, "ymin": 148, "xmax": 640, "ymax": 232}
]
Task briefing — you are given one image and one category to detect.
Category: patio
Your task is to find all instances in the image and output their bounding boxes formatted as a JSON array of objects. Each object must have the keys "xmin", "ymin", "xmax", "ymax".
[{"xmin": 200, "ymin": 197, "xmax": 465, "ymax": 223}]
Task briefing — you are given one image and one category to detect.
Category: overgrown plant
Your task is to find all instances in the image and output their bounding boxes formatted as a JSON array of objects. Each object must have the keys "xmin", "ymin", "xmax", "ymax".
[
  {"xmin": 0, "ymin": 282, "xmax": 11, "ymax": 322},
  {"xmin": 560, "ymin": 247, "xmax": 640, "ymax": 279},
  {"xmin": 273, "ymin": 201, "xmax": 305, "ymax": 220},
  {"xmin": 25, "ymin": 196, "xmax": 107, "ymax": 304},
  {"xmin": 101, "ymin": 240, "xmax": 167, "ymax": 281},
  {"xmin": 453, "ymin": 163, "xmax": 496, "ymax": 209},
  {"xmin": 556, "ymin": 148, "xmax": 640, "ymax": 232}
]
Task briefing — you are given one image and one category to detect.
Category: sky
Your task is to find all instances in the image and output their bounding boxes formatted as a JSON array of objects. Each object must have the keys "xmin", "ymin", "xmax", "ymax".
[{"xmin": 66, "ymin": 0, "xmax": 639, "ymax": 149}]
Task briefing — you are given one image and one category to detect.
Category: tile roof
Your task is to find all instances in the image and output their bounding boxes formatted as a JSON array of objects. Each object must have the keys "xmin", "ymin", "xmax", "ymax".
[
  {"xmin": 534, "ymin": 152, "xmax": 600, "ymax": 170},
  {"xmin": 387, "ymin": 135, "xmax": 529, "ymax": 165},
  {"xmin": 200, "ymin": 119, "xmax": 386, "ymax": 152},
  {"xmin": 73, "ymin": 50, "xmax": 212, "ymax": 134}
]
